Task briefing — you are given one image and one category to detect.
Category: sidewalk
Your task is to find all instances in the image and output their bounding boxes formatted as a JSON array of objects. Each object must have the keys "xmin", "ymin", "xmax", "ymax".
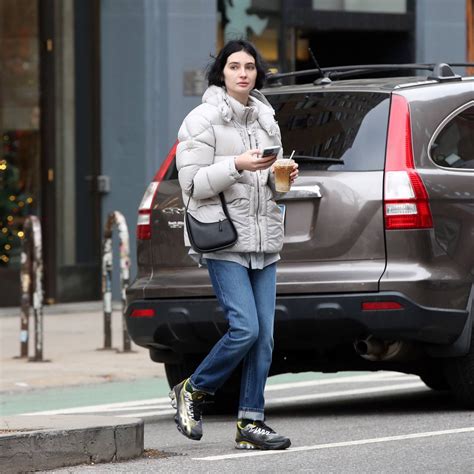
[
  {"xmin": 0, "ymin": 301, "xmax": 164, "ymax": 472},
  {"xmin": 0, "ymin": 301, "xmax": 164, "ymax": 393}
]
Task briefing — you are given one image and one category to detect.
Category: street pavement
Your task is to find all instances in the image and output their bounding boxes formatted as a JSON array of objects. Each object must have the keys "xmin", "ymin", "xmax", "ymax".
[
  {"xmin": 1, "ymin": 303, "xmax": 473, "ymax": 472},
  {"xmin": 44, "ymin": 372, "xmax": 474, "ymax": 474},
  {"xmin": 0, "ymin": 301, "xmax": 165, "ymax": 472}
]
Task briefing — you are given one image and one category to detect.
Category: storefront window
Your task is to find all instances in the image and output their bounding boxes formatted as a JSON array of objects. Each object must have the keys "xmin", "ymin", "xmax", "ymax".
[
  {"xmin": 0, "ymin": 0, "xmax": 41, "ymax": 268},
  {"xmin": 217, "ymin": 0, "xmax": 309, "ymax": 71},
  {"xmin": 218, "ymin": 0, "xmax": 279, "ymax": 66},
  {"xmin": 312, "ymin": 0, "xmax": 406, "ymax": 14}
]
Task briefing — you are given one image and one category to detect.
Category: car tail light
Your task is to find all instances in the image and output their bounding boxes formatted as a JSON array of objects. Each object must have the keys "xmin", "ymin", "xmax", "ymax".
[
  {"xmin": 384, "ymin": 95, "xmax": 433, "ymax": 230},
  {"xmin": 130, "ymin": 308, "xmax": 155, "ymax": 318},
  {"xmin": 136, "ymin": 141, "xmax": 178, "ymax": 240},
  {"xmin": 362, "ymin": 301, "xmax": 404, "ymax": 311},
  {"xmin": 137, "ymin": 183, "xmax": 158, "ymax": 240}
]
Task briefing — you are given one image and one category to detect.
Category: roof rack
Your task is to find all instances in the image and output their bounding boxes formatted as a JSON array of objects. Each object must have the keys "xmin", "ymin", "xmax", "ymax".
[{"xmin": 266, "ymin": 63, "xmax": 474, "ymax": 85}]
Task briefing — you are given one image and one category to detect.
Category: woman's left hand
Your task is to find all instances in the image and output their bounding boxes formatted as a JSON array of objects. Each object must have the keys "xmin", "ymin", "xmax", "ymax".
[
  {"xmin": 289, "ymin": 162, "xmax": 299, "ymax": 184},
  {"xmin": 271, "ymin": 161, "xmax": 299, "ymax": 183}
]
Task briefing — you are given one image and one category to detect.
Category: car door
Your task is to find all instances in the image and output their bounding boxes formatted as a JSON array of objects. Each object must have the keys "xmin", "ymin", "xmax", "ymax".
[{"xmin": 405, "ymin": 84, "xmax": 474, "ymax": 310}]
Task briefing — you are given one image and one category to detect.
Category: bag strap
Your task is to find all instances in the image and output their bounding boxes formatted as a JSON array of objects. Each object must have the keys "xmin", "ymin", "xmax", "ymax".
[
  {"xmin": 185, "ymin": 187, "xmax": 193, "ymax": 211},
  {"xmin": 185, "ymin": 183, "xmax": 230, "ymax": 218},
  {"xmin": 218, "ymin": 193, "xmax": 232, "ymax": 220}
]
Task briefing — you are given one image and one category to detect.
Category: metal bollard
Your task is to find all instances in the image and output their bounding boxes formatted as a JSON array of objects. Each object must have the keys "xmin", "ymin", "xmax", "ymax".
[
  {"xmin": 101, "ymin": 211, "xmax": 132, "ymax": 352},
  {"xmin": 19, "ymin": 215, "xmax": 45, "ymax": 362}
]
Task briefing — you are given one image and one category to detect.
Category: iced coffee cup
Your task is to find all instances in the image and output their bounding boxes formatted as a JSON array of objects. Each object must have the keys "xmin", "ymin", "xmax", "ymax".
[{"xmin": 273, "ymin": 159, "xmax": 295, "ymax": 192}]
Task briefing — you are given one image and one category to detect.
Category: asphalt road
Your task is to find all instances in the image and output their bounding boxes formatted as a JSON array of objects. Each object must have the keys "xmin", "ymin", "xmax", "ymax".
[{"xmin": 45, "ymin": 372, "xmax": 474, "ymax": 473}]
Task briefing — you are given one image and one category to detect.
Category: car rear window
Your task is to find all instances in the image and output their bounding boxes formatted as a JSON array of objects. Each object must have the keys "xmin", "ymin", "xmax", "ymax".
[{"xmin": 267, "ymin": 91, "xmax": 390, "ymax": 171}]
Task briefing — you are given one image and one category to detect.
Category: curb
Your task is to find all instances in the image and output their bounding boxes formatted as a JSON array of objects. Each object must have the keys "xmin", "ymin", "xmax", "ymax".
[{"xmin": 0, "ymin": 415, "xmax": 144, "ymax": 473}]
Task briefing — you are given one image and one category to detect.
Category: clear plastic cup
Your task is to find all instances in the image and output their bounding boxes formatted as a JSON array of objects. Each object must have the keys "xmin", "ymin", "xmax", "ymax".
[{"xmin": 273, "ymin": 159, "xmax": 295, "ymax": 192}]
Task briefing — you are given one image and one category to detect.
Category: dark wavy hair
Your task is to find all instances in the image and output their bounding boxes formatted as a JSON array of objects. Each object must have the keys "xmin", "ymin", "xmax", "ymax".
[{"xmin": 206, "ymin": 39, "xmax": 268, "ymax": 90}]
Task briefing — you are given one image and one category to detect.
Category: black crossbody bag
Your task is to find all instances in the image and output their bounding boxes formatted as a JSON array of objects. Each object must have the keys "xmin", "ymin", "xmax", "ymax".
[{"xmin": 184, "ymin": 187, "xmax": 238, "ymax": 253}]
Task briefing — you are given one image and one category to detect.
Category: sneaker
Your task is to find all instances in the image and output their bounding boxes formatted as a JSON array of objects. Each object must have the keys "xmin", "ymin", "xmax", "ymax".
[
  {"xmin": 235, "ymin": 420, "xmax": 291, "ymax": 450},
  {"xmin": 169, "ymin": 378, "xmax": 207, "ymax": 441}
]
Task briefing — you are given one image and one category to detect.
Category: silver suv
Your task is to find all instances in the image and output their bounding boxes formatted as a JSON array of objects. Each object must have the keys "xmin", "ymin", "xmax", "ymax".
[{"xmin": 126, "ymin": 63, "xmax": 474, "ymax": 409}]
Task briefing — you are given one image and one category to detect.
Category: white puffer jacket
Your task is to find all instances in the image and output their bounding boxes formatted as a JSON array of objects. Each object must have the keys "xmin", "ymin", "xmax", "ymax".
[{"xmin": 176, "ymin": 85, "xmax": 284, "ymax": 253}]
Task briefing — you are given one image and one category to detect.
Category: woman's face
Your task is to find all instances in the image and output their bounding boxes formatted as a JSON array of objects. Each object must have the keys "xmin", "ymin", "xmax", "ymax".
[{"xmin": 222, "ymin": 50, "xmax": 257, "ymax": 102}]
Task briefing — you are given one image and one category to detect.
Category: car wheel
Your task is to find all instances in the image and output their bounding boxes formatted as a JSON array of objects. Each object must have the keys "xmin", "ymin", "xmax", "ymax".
[
  {"xmin": 164, "ymin": 358, "xmax": 240, "ymax": 415},
  {"xmin": 444, "ymin": 332, "xmax": 474, "ymax": 408},
  {"xmin": 419, "ymin": 370, "xmax": 450, "ymax": 391}
]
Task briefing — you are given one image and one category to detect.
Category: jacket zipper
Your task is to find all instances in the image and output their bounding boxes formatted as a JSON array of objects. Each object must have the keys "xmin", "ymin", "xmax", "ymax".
[{"xmin": 246, "ymin": 113, "xmax": 262, "ymax": 252}]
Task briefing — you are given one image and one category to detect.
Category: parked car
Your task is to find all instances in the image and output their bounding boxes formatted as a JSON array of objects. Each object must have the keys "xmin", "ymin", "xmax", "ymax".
[{"xmin": 126, "ymin": 63, "xmax": 474, "ymax": 409}]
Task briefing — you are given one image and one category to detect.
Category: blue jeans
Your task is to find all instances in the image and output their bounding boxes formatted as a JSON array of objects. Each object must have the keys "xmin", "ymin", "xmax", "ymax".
[{"xmin": 190, "ymin": 259, "xmax": 277, "ymax": 421}]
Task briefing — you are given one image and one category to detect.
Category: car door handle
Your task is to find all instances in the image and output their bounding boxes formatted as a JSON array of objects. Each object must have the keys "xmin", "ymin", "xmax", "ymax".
[{"xmin": 278, "ymin": 184, "xmax": 322, "ymax": 200}]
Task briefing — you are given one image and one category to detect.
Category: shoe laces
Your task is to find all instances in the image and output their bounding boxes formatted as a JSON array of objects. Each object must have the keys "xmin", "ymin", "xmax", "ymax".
[
  {"xmin": 249, "ymin": 420, "xmax": 276, "ymax": 435},
  {"xmin": 184, "ymin": 390, "xmax": 206, "ymax": 421}
]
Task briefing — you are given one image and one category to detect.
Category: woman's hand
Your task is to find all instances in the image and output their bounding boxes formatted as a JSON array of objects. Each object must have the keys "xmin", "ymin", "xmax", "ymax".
[
  {"xmin": 270, "ymin": 161, "xmax": 299, "ymax": 183},
  {"xmin": 289, "ymin": 162, "xmax": 299, "ymax": 183},
  {"xmin": 234, "ymin": 149, "xmax": 277, "ymax": 172}
]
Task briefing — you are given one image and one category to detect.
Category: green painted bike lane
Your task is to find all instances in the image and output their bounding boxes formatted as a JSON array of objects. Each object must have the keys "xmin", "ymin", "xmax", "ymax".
[{"xmin": 0, "ymin": 371, "xmax": 366, "ymax": 416}]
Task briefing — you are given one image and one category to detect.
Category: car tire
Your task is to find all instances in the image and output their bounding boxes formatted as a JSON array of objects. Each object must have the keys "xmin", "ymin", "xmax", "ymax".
[
  {"xmin": 164, "ymin": 358, "xmax": 240, "ymax": 415},
  {"xmin": 419, "ymin": 370, "xmax": 450, "ymax": 391},
  {"xmin": 444, "ymin": 333, "xmax": 474, "ymax": 408}
]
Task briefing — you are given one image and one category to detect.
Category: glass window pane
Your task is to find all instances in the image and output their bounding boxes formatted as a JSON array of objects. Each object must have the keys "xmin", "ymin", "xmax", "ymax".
[
  {"xmin": 430, "ymin": 105, "xmax": 474, "ymax": 170},
  {"xmin": 312, "ymin": 0, "xmax": 407, "ymax": 14},
  {"xmin": 217, "ymin": 0, "xmax": 280, "ymax": 67},
  {"xmin": 0, "ymin": 0, "xmax": 41, "ymax": 268},
  {"xmin": 267, "ymin": 92, "xmax": 390, "ymax": 171}
]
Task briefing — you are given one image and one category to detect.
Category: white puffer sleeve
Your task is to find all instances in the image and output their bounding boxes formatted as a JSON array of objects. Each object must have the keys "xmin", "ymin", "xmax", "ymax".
[{"xmin": 176, "ymin": 107, "xmax": 241, "ymax": 200}]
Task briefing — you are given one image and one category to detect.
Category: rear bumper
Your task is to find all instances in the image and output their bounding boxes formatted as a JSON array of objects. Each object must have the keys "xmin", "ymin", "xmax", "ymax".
[{"xmin": 125, "ymin": 291, "xmax": 470, "ymax": 357}]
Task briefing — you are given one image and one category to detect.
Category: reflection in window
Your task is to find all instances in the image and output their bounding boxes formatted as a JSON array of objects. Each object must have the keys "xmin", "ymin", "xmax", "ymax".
[
  {"xmin": 268, "ymin": 92, "xmax": 390, "ymax": 171},
  {"xmin": 430, "ymin": 105, "xmax": 474, "ymax": 170},
  {"xmin": 217, "ymin": 0, "xmax": 309, "ymax": 69},
  {"xmin": 0, "ymin": 0, "xmax": 40, "ymax": 267}
]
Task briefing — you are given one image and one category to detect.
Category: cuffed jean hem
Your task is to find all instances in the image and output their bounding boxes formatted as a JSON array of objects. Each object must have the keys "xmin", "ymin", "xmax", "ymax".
[{"xmin": 238, "ymin": 408, "xmax": 265, "ymax": 421}]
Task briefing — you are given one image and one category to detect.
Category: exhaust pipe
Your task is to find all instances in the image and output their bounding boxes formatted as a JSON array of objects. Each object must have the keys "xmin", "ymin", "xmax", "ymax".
[{"xmin": 353, "ymin": 336, "xmax": 413, "ymax": 361}]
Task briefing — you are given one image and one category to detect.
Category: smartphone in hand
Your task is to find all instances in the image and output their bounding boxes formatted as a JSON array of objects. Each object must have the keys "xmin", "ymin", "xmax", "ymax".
[{"xmin": 261, "ymin": 146, "xmax": 281, "ymax": 158}]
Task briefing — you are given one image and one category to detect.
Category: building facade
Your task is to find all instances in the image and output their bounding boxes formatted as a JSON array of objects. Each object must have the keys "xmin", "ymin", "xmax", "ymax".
[{"xmin": 0, "ymin": 0, "xmax": 472, "ymax": 306}]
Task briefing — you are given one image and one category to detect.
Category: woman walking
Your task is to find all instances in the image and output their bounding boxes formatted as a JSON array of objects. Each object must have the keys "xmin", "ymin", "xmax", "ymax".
[{"xmin": 171, "ymin": 39, "xmax": 298, "ymax": 450}]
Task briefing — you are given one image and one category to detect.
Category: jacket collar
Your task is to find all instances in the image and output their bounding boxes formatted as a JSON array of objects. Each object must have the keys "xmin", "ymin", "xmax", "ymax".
[
  {"xmin": 227, "ymin": 93, "xmax": 257, "ymax": 124},
  {"xmin": 202, "ymin": 85, "xmax": 280, "ymax": 137}
]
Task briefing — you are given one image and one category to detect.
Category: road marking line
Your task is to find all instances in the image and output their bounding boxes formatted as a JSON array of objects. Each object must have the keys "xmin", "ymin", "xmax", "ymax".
[
  {"xmin": 267, "ymin": 382, "xmax": 425, "ymax": 404},
  {"xmin": 119, "ymin": 409, "xmax": 176, "ymax": 418},
  {"xmin": 22, "ymin": 397, "xmax": 171, "ymax": 416},
  {"xmin": 114, "ymin": 382, "xmax": 419, "ymax": 419},
  {"xmin": 266, "ymin": 373, "xmax": 417, "ymax": 391},
  {"xmin": 193, "ymin": 427, "xmax": 474, "ymax": 461},
  {"xmin": 59, "ymin": 381, "xmax": 423, "ymax": 418},
  {"xmin": 20, "ymin": 373, "xmax": 420, "ymax": 417},
  {"xmin": 99, "ymin": 404, "xmax": 171, "ymax": 413}
]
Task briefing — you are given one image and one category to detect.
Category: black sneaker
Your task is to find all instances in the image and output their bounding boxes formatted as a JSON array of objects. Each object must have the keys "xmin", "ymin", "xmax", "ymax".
[
  {"xmin": 169, "ymin": 378, "xmax": 207, "ymax": 440},
  {"xmin": 235, "ymin": 420, "xmax": 291, "ymax": 450}
]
